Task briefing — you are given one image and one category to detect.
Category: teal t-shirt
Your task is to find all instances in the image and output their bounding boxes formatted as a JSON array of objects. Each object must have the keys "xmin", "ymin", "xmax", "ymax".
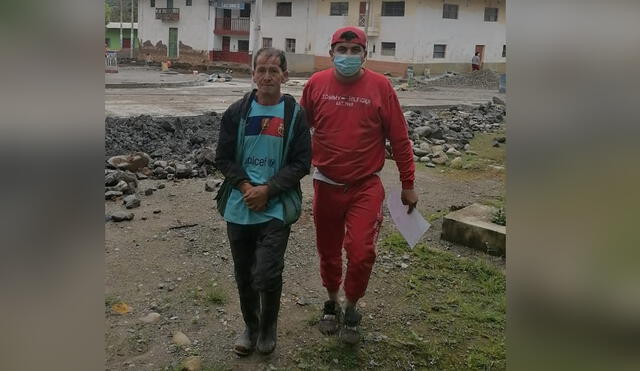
[{"xmin": 224, "ymin": 98, "xmax": 285, "ymax": 224}]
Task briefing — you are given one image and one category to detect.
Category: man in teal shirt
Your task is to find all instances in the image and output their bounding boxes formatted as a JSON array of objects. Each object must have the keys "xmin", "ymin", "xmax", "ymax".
[{"xmin": 214, "ymin": 48, "xmax": 311, "ymax": 355}]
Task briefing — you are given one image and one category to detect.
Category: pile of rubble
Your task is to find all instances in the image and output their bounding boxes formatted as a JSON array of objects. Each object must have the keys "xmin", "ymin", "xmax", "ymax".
[
  {"xmin": 415, "ymin": 70, "xmax": 500, "ymax": 90},
  {"xmin": 392, "ymin": 97, "xmax": 506, "ymax": 167},
  {"xmin": 105, "ymin": 113, "xmax": 222, "ymax": 176},
  {"xmin": 104, "ymin": 153, "xmax": 223, "ymax": 222}
]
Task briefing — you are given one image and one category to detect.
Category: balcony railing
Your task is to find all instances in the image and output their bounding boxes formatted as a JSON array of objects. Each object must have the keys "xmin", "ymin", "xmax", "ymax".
[
  {"xmin": 209, "ymin": 50, "xmax": 250, "ymax": 64},
  {"xmin": 214, "ymin": 17, "xmax": 250, "ymax": 35},
  {"xmin": 156, "ymin": 8, "xmax": 180, "ymax": 22}
]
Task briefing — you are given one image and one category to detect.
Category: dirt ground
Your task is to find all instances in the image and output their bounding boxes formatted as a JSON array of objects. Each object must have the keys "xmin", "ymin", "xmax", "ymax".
[{"xmin": 105, "ymin": 153, "xmax": 505, "ymax": 370}]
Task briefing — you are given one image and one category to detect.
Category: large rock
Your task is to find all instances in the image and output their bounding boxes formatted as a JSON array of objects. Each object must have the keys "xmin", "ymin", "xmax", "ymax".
[
  {"xmin": 107, "ymin": 180, "xmax": 130, "ymax": 194},
  {"xmin": 431, "ymin": 151, "xmax": 449, "ymax": 165},
  {"xmin": 105, "ymin": 171, "xmax": 119, "ymax": 186},
  {"xmin": 175, "ymin": 163, "xmax": 192, "ymax": 179},
  {"xmin": 492, "ymin": 96, "xmax": 505, "ymax": 105},
  {"xmin": 153, "ymin": 167, "xmax": 168, "ymax": 179},
  {"xmin": 205, "ymin": 179, "xmax": 222, "ymax": 192},
  {"xmin": 413, "ymin": 147, "xmax": 429, "ymax": 157},
  {"xmin": 153, "ymin": 160, "xmax": 168, "ymax": 168},
  {"xmin": 195, "ymin": 147, "xmax": 216, "ymax": 165},
  {"xmin": 450, "ymin": 157, "xmax": 464, "ymax": 169},
  {"xmin": 139, "ymin": 312, "xmax": 161, "ymax": 324},
  {"xmin": 111, "ymin": 211, "xmax": 134, "ymax": 222},
  {"xmin": 105, "ymin": 191, "xmax": 123, "ymax": 200},
  {"xmin": 413, "ymin": 126, "xmax": 433, "ymax": 138},
  {"xmin": 173, "ymin": 331, "xmax": 192, "ymax": 346},
  {"xmin": 419, "ymin": 142, "xmax": 432, "ymax": 152},
  {"xmin": 123, "ymin": 194, "xmax": 141, "ymax": 209},
  {"xmin": 182, "ymin": 356, "xmax": 202, "ymax": 371},
  {"xmin": 107, "ymin": 152, "xmax": 152, "ymax": 173},
  {"xmin": 446, "ymin": 148, "xmax": 462, "ymax": 156}
]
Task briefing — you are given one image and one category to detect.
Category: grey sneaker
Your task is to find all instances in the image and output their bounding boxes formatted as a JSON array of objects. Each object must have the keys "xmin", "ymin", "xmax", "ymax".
[
  {"xmin": 340, "ymin": 306, "xmax": 362, "ymax": 344},
  {"xmin": 318, "ymin": 300, "xmax": 341, "ymax": 335}
]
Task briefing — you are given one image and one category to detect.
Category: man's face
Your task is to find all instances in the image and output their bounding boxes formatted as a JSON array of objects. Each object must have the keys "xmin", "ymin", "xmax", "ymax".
[
  {"xmin": 252, "ymin": 54, "xmax": 288, "ymax": 95},
  {"xmin": 330, "ymin": 42, "xmax": 367, "ymax": 61}
]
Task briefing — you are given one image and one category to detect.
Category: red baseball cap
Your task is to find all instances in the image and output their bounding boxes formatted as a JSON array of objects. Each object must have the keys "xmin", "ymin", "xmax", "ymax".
[{"xmin": 331, "ymin": 26, "xmax": 367, "ymax": 49}]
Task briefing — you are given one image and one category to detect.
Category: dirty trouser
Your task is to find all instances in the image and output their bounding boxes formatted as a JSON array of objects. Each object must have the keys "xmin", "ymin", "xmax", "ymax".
[
  {"xmin": 227, "ymin": 219, "xmax": 291, "ymax": 294},
  {"xmin": 313, "ymin": 176, "xmax": 385, "ymax": 302}
]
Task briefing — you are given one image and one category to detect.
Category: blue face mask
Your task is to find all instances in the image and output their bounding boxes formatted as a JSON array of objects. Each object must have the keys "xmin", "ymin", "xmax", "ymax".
[{"xmin": 333, "ymin": 55, "xmax": 362, "ymax": 77}]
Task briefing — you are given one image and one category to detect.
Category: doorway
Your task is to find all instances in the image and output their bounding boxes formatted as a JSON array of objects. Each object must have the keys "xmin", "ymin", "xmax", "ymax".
[
  {"xmin": 168, "ymin": 28, "xmax": 178, "ymax": 58},
  {"xmin": 475, "ymin": 45, "xmax": 485, "ymax": 65},
  {"xmin": 223, "ymin": 9, "xmax": 232, "ymax": 30},
  {"xmin": 222, "ymin": 36, "xmax": 231, "ymax": 52},
  {"xmin": 359, "ymin": 2, "xmax": 367, "ymax": 26}
]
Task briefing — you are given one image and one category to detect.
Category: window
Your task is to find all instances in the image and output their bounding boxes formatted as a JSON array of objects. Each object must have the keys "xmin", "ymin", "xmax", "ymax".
[
  {"xmin": 240, "ymin": 3, "xmax": 251, "ymax": 17},
  {"xmin": 330, "ymin": 2, "xmax": 349, "ymax": 16},
  {"xmin": 381, "ymin": 42, "xmax": 396, "ymax": 56},
  {"xmin": 238, "ymin": 40, "xmax": 249, "ymax": 52},
  {"xmin": 285, "ymin": 38, "xmax": 296, "ymax": 53},
  {"xmin": 167, "ymin": 0, "xmax": 174, "ymax": 8},
  {"xmin": 186, "ymin": 0, "xmax": 192, "ymax": 5},
  {"xmin": 150, "ymin": 0, "xmax": 155, "ymax": 7},
  {"xmin": 276, "ymin": 2, "xmax": 292, "ymax": 17},
  {"xmin": 262, "ymin": 37, "xmax": 272, "ymax": 48},
  {"xmin": 484, "ymin": 7, "xmax": 498, "ymax": 22},
  {"xmin": 381, "ymin": 2, "xmax": 405, "ymax": 17},
  {"xmin": 443, "ymin": 4, "xmax": 458, "ymax": 19},
  {"xmin": 433, "ymin": 44, "xmax": 446, "ymax": 58},
  {"xmin": 502, "ymin": 44, "xmax": 506, "ymax": 58}
]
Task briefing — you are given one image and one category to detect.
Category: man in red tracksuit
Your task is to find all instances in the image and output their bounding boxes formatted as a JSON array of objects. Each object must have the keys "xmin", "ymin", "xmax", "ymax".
[{"xmin": 300, "ymin": 26, "xmax": 418, "ymax": 344}]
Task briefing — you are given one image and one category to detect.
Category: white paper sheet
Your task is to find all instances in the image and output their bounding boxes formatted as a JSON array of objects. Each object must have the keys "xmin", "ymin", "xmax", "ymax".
[{"xmin": 386, "ymin": 189, "xmax": 430, "ymax": 249}]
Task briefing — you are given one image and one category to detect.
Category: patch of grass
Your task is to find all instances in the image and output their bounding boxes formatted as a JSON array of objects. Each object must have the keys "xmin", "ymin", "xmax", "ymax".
[
  {"xmin": 191, "ymin": 282, "xmax": 228, "ymax": 306},
  {"xmin": 296, "ymin": 338, "xmax": 363, "ymax": 370},
  {"xmin": 379, "ymin": 231, "xmax": 411, "ymax": 255},
  {"xmin": 104, "ymin": 294, "xmax": 119, "ymax": 308},
  {"xmin": 481, "ymin": 195, "xmax": 505, "ymax": 210},
  {"xmin": 468, "ymin": 130, "xmax": 506, "ymax": 165},
  {"xmin": 427, "ymin": 210, "xmax": 448, "ymax": 222},
  {"xmin": 438, "ymin": 130, "xmax": 506, "ymax": 181},
  {"xmin": 305, "ymin": 311, "xmax": 320, "ymax": 327},
  {"xmin": 492, "ymin": 206, "xmax": 506, "ymax": 226},
  {"xmin": 167, "ymin": 362, "xmax": 230, "ymax": 371},
  {"xmin": 299, "ymin": 232, "xmax": 506, "ymax": 370},
  {"xmin": 204, "ymin": 285, "xmax": 227, "ymax": 305}
]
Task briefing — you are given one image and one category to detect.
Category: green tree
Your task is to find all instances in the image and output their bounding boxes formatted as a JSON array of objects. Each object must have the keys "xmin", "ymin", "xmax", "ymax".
[{"xmin": 105, "ymin": 2, "xmax": 112, "ymax": 25}]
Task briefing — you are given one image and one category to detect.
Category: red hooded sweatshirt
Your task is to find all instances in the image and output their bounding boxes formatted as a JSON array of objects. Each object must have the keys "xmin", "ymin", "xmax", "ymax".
[{"xmin": 300, "ymin": 68, "xmax": 415, "ymax": 189}]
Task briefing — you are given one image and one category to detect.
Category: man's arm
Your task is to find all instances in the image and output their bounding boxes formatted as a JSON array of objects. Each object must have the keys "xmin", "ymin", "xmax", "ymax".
[
  {"xmin": 381, "ymin": 82, "xmax": 418, "ymax": 212},
  {"xmin": 214, "ymin": 104, "xmax": 250, "ymax": 187}
]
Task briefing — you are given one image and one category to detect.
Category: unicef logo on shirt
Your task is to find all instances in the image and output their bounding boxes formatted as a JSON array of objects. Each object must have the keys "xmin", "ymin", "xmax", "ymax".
[{"xmin": 245, "ymin": 156, "xmax": 276, "ymax": 168}]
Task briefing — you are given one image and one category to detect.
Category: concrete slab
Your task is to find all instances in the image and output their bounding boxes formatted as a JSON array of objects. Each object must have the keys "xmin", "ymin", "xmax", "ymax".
[
  {"xmin": 441, "ymin": 203, "xmax": 506, "ymax": 256},
  {"xmin": 105, "ymin": 66, "xmax": 208, "ymax": 89},
  {"xmin": 105, "ymin": 82, "xmax": 505, "ymax": 117}
]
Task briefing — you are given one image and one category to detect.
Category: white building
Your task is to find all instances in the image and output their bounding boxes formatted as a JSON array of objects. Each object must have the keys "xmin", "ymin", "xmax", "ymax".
[
  {"xmin": 137, "ymin": 0, "xmax": 506, "ymax": 75},
  {"xmin": 137, "ymin": 0, "xmax": 252, "ymax": 65}
]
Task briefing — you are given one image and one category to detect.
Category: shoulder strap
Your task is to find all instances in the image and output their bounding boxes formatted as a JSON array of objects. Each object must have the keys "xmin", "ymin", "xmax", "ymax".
[{"xmin": 282, "ymin": 103, "xmax": 299, "ymax": 166}]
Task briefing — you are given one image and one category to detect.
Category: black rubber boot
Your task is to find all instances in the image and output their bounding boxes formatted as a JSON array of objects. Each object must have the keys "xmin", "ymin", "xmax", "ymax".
[
  {"xmin": 257, "ymin": 287, "xmax": 282, "ymax": 354},
  {"xmin": 234, "ymin": 289, "xmax": 260, "ymax": 356}
]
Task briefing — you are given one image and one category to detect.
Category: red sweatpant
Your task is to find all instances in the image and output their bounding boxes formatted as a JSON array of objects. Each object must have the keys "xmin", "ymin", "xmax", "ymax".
[{"xmin": 312, "ymin": 176, "xmax": 385, "ymax": 302}]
